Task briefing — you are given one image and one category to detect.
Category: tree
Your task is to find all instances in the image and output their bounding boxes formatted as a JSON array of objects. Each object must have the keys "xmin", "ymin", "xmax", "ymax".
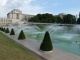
[
  {"xmin": 36, "ymin": 14, "xmax": 42, "ymax": 21},
  {"xmin": 41, "ymin": 13, "xmax": 54, "ymax": 23},
  {"xmin": 29, "ymin": 13, "xmax": 54, "ymax": 23},
  {"xmin": 63, "ymin": 14, "xmax": 76, "ymax": 24},
  {"xmin": 77, "ymin": 18, "xmax": 80, "ymax": 24},
  {"xmin": 40, "ymin": 31, "xmax": 53, "ymax": 51},
  {"xmin": 29, "ymin": 16, "xmax": 39, "ymax": 22},
  {"xmin": 10, "ymin": 28, "xmax": 15, "ymax": 35},
  {"xmin": 18, "ymin": 30, "xmax": 26, "ymax": 40},
  {"xmin": 53, "ymin": 16, "xmax": 63, "ymax": 23},
  {"xmin": 5, "ymin": 28, "xmax": 9, "ymax": 33}
]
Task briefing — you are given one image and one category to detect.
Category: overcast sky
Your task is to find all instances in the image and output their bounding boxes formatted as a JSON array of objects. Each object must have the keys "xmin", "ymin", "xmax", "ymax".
[{"xmin": 0, "ymin": 0, "xmax": 80, "ymax": 17}]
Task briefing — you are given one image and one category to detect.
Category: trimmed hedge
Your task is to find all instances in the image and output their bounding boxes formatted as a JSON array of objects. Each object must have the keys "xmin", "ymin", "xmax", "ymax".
[
  {"xmin": 18, "ymin": 30, "xmax": 26, "ymax": 40},
  {"xmin": 10, "ymin": 28, "xmax": 15, "ymax": 35},
  {"xmin": 40, "ymin": 31, "xmax": 53, "ymax": 51},
  {"xmin": 5, "ymin": 28, "xmax": 9, "ymax": 33}
]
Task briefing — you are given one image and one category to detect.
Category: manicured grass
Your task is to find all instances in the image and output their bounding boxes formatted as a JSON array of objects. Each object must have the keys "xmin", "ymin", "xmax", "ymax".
[{"xmin": 0, "ymin": 32, "xmax": 41, "ymax": 60}]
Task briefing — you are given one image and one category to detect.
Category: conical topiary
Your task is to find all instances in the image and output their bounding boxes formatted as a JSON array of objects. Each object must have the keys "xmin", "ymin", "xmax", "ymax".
[
  {"xmin": 18, "ymin": 30, "xmax": 26, "ymax": 40},
  {"xmin": 3, "ymin": 28, "xmax": 5, "ymax": 32},
  {"xmin": 5, "ymin": 28, "xmax": 9, "ymax": 33},
  {"xmin": 0, "ymin": 27, "xmax": 1, "ymax": 30},
  {"xmin": 10, "ymin": 28, "xmax": 15, "ymax": 35},
  {"xmin": 40, "ymin": 31, "xmax": 53, "ymax": 51},
  {"xmin": 1, "ymin": 27, "xmax": 3, "ymax": 31},
  {"xmin": 0, "ymin": 27, "xmax": 2, "ymax": 31}
]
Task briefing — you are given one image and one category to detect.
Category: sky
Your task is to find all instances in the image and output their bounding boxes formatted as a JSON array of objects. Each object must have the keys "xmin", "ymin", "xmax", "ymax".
[{"xmin": 0, "ymin": 0, "xmax": 80, "ymax": 18}]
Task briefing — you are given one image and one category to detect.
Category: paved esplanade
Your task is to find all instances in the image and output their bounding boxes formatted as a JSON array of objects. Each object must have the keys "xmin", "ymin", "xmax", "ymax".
[{"xmin": 2, "ymin": 32, "xmax": 80, "ymax": 60}]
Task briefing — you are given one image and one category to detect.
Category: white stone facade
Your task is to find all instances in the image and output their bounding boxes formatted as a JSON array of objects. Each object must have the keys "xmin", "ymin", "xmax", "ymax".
[{"xmin": 0, "ymin": 9, "xmax": 35, "ymax": 24}]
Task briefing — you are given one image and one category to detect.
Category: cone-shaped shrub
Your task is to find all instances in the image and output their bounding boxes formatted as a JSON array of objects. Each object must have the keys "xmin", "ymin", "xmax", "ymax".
[
  {"xmin": 18, "ymin": 30, "xmax": 26, "ymax": 40},
  {"xmin": 10, "ymin": 28, "xmax": 15, "ymax": 35},
  {"xmin": 0, "ymin": 27, "xmax": 1, "ymax": 30},
  {"xmin": 1, "ymin": 28, "xmax": 3, "ymax": 31},
  {"xmin": 5, "ymin": 28, "xmax": 9, "ymax": 33},
  {"xmin": 0, "ymin": 27, "xmax": 2, "ymax": 31},
  {"xmin": 40, "ymin": 31, "xmax": 53, "ymax": 51},
  {"xmin": 3, "ymin": 28, "xmax": 5, "ymax": 32}
]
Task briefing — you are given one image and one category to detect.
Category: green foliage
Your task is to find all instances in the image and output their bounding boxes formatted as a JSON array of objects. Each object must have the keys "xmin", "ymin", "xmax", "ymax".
[
  {"xmin": 1, "ymin": 28, "xmax": 3, "ymax": 31},
  {"xmin": 0, "ymin": 27, "xmax": 1, "ymax": 30},
  {"xmin": 5, "ymin": 28, "xmax": 9, "ymax": 33},
  {"xmin": 63, "ymin": 14, "xmax": 76, "ymax": 24},
  {"xmin": 18, "ymin": 30, "xmax": 26, "ymax": 40},
  {"xmin": 40, "ymin": 31, "xmax": 53, "ymax": 51},
  {"xmin": 3, "ymin": 28, "xmax": 5, "ymax": 32},
  {"xmin": 29, "ymin": 16, "xmax": 39, "ymax": 22},
  {"xmin": 77, "ymin": 18, "xmax": 80, "ymax": 24},
  {"xmin": 29, "ymin": 13, "xmax": 77, "ymax": 24},
  {"xmin": 0, "ymin": 27, "xmax": 2, "ymax": 31},
  {"xmin": 53, "ymin": 16, "xmax": 63, "ymax": 23},
  {"xmin": 29, "ymin": 13, "xmax": 54, "ymax": 23},
  {"xmin": 10, "ymin": 28, "xmax": 15, "ymax": 35}
]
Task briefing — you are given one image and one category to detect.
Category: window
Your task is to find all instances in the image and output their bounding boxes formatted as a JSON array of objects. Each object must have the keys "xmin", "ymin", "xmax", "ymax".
[
  {"xmin": 16, "ymin": 14, "xmax": 19, "ymax": 19},
  {"xmin": 7, "ymin": 15, "xmax": 9, "ymax": 18},
  {"xmin": 4, "ymin": 20, "xmax": 5, "ymax": 23},
  {"xmin": 1, "ymin": 20, "xmax": 3, "ymax": 23},
  {"xmin": 25, "ymin": 16, "xmax": 26, "ymax": 20}
]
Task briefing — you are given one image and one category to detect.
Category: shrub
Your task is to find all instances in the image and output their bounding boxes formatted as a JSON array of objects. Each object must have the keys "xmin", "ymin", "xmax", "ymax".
[
  {"xmin": 1, "ymin": 27, "xmax": 4, "ymax": 31},
  {"xmin": 5, "ymin": 28, "xmax": 9, "ymax": 33},
  {"xmin": 0, "ymin": 27, "xmax": 1, "ymax": 30},
  {"xmin": 10, "ymin": 28, "xmax": 15, "ymax": 35},
  {"xmin": 18, "ymin": 30, "xmax": 26, "ymax": 40},
  {"xmin": 40, "ymin": 31, "xmax": 53, "ymax": 51},
  {"xmin": 0, "ymin": 27, "xmax": 2, "ymax": 31},
  {"xmin": 3, "ymin": 28, "xmax": 5, "ymax": 32}
]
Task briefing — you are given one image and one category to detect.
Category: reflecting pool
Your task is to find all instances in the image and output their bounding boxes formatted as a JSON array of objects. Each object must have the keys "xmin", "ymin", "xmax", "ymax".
[{"xmin": 4, "ymin": 24, "xmax": 80, "ymax": 56}]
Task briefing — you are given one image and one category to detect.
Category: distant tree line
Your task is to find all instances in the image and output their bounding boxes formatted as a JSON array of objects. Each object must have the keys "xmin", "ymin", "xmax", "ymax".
[
  {"xmin": 77, "ymin": 18, "xmax": 80, "ymax": 24},
  {"xmin": 29, "ymin": 13, "xmax": 80, "ymax": 24}
]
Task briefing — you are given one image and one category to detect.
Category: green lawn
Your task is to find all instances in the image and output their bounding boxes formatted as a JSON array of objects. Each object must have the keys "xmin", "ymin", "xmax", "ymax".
[{"xmin": 0, "ymin": 32, "xmax": 41, "ymax": 60}]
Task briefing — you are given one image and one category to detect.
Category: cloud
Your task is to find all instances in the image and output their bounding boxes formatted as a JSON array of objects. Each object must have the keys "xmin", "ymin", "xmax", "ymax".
[
  {"xmin": 0, "ymin": 0, "xmax": 7, "ymax": 6},
  {"xmin": 53, "ymin": 3, "xmax": 59, "ymax": 6},
  {"xmin": 0, "ymin": 0, "xmax": 79, "ymax": 18},
  {"xmin": 52, "ymin": 8, "xmax": 80, "ymax": 16},
  {"xmin": 42, "ymin": 1, "xmax": 48, "ymax": 5},
  {"xmin": 0, "ymin": 0, "xmax": 44, "ymax": 17},
  {"xmin": 0, "ymin": 6, "xmax": 7, "ymax": 17},
  {"xmin": 19, "ymin": 4, "xmax": 43, "ymax": 15}
]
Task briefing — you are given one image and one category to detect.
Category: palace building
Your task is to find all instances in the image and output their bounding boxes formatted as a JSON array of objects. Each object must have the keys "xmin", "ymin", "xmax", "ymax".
[{"xmin": 0, "ymin": 9, "xmax": 35, "ymax": 26}]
